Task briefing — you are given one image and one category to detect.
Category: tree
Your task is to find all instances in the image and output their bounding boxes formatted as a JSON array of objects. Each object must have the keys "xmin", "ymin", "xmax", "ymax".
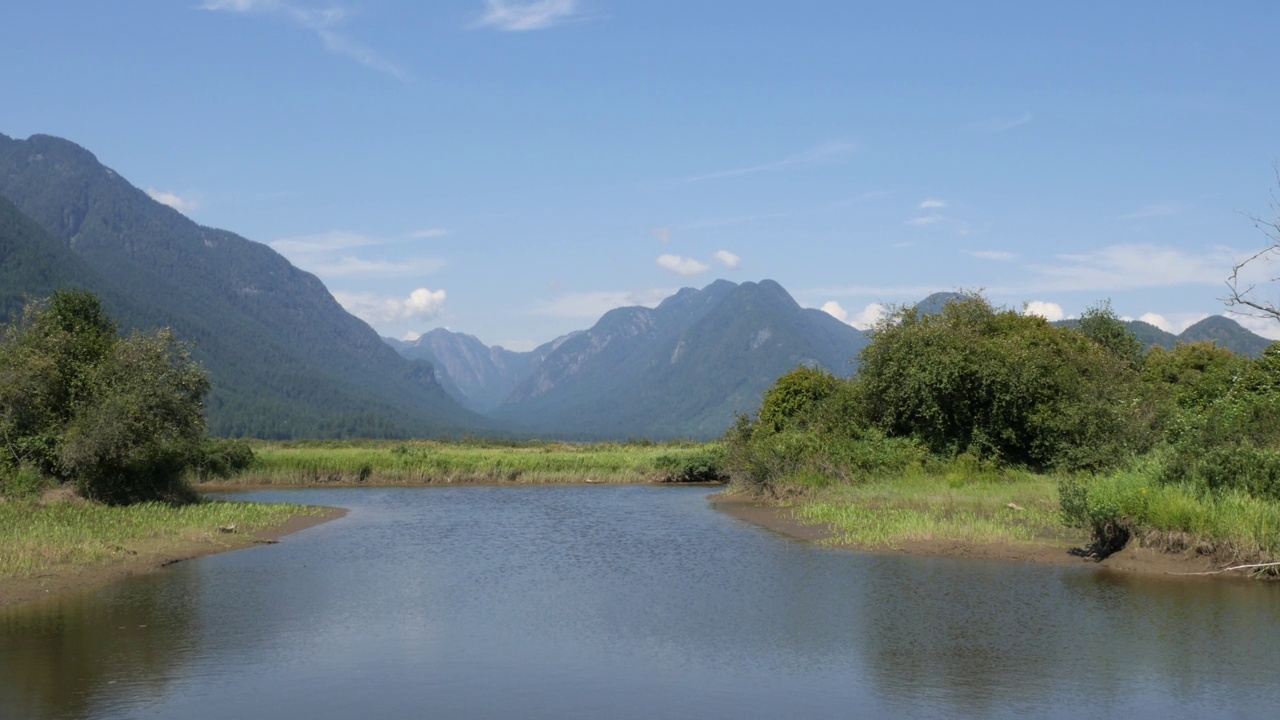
[
  {"xmin": 0, "ymin": 291, "xmax": 210, "ymax": 503},
  {"xmin": 1076, "ymin": 300, "xmax": 1144, "ymax": 369},
  {"xmin": 855, "ymin": 292, "xmax": 1153, "ymax": 471}
]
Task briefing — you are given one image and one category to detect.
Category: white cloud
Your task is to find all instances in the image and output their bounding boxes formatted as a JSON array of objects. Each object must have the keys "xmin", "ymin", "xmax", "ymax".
[
  {"xmin": 821, "ymin": 301, "xmax": 884, "ymax": 330},
  {"xmin": 820, "ymin": 301, "xmax": 849, "ymax": 323},
  {"xmin": 146, "ymin": 188, "xmax": 198, "ymax": 214},
  {"xmin": 271, "ymin": 230, "xmax": 445, "ymax": 278},
  {"xmin": 1137, "ymin": 313, "xmax": 1178, "ymax": 332},
  {"xmin": 399, "ymin": 331, "xmax": 422, "ymax": 342},
  {"xmin": 919, "ymin": 199, "xmax": 947, "ymax": 209},
  {"xmin": 474, "ymin": 0, "xmax": 580, "ymax": 31},
  {"xmin": 905, "ymin": 215, "xmax": 944, "ymax": 227},
  {"xmin": 713, "ymin": 250, "xmax": 741, "ymax": 270},
  {"xmin": 652, "ymin": 226, "xmax": 672, "ymax": 244},
  {"xmin": 657, "ymin": 254, "xmax": 709, "ymax": 277},
  {"xmin": 411, "ymin": 228, "xmax": 449, "ymax": 239},
  {"xmin": 968, "ymin": 250, "xmax": 1016, "ymax": 261},
  {"xmin": 1225, "ymin": 311, "xmax": 1280, "ymax": 341},
  {"xmin": 1023, "ymin": 301, "xmax": 1065, "ymax": 322},
  {"xmin": 1026, "ymin": 243, "xmax": 1235, "ymax": 292},
  {"xmin": 334, "ymin": 287, "xmax": 447, "ymax": 324},
  {"xmin": 534, "ymin": 288, "xmax": 673, "ymax": 318},
  {"xmin": 200, "ymin": 0, "xmax": 408, "ymax": 80},
  {"xmin": 677, "ymin": 141, "xmax": 856, "ymax": 184}
]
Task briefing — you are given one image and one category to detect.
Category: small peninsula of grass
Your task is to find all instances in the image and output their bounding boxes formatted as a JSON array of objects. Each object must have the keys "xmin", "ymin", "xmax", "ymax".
[{"xmin": 204, "ymin": 439, "xmax": 727, "ymax": 486}]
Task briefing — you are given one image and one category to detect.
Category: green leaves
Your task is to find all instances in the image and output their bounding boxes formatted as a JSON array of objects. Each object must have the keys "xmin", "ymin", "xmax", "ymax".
[{"xmin": 0, "ymin": 293, "xmax": 210, "ymax": 504}]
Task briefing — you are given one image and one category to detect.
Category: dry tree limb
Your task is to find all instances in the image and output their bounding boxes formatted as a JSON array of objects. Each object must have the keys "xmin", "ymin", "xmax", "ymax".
[{"xmin": 1166, "ymin": 561, "xmax": 1280, "ymax": 576}]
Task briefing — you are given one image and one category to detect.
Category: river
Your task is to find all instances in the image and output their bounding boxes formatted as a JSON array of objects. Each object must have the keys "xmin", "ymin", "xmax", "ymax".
[{"xmin": 3, "ymin": 486, "xmax": 1279, "ymax": 718}]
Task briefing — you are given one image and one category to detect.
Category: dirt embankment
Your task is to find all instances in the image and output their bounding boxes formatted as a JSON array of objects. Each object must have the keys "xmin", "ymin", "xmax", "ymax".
[
  {"xmin": 0, "ymin": 508, "xmax": 345, "ymax": 609},
  {"xmin": 710, "ymin": 494, "xmax": 1232, "ymax": 578}
]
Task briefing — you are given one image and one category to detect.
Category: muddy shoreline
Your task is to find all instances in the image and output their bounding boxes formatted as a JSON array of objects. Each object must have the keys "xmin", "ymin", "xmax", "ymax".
[
  {"xmin": 709, "ymin": 493, "xmax": 1234, "ymax": 579},
  {"xmin": 0, "ymin": 507, "xmax": 346, "ymax": 609}
]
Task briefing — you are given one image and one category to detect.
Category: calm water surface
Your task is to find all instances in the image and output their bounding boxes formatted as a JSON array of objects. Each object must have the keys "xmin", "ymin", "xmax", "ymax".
[{"xmin": 3, "ymin": 486, "xmax": 1279, "ymax": 719}]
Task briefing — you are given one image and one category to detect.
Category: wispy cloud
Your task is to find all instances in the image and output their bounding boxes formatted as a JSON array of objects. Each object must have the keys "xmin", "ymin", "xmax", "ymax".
[
  {"xmin": 968, "ymin": 250, "xmax": 1016, "ymax": 261},
  {"xmin": 146, "ymin": 188, "xmax": 198, "ymax": 215},
  {"xmin": 411, "ymin": 228, "xmax": 450, "ymax": 239},
  {"xmin": 199, "ymin": 0, "xmax": 408, "ymax": 80},
  {"xmin": 270, "ymin": 230, "xmax": 446, "ymax": 278},
  {"xmin": 533, "ymin": 288, "xmax": 673, "ymax": 318},
  {"xmin": 474, "ymin": 0, "xmax": 581, "ymax": 31},
  {"xmin": 657, "ymin": 254, "xmax": 709, "ymax": 277},
  {"xmin": 675, "ymin": 141, "xmax": 856, "ymax": 185},
  {"xmin": 968, "ymin": 111, "xmax": 1033, "ymax": 133},
  {"xmin": 1119, "ymin": 203, "xmax": 1180, "ymax": 220},
  {"xmin": 310, "ymin": 257, "xmax": 447, "ymax": 277},
  {"xmin": 1025, "ymin": 243, "xmax": 1235, "ymax": 292},
  {"xmin": 919, "ymin": 199, "xmax": 947, "ymax": 210},
  {"xmin": 905, "ymin": 215, "xmax": 945, "ymax": 227}
]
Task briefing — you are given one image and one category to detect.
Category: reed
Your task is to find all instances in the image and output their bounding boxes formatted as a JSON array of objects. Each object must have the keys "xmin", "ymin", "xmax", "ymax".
[{"xmin": 208, "ymin": 440, "xmax": 721, "ymax": 485}]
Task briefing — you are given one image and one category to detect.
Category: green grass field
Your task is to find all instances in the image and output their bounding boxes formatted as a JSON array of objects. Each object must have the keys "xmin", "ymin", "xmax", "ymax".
[{"xmin": 208, "ymin": 440, "xmax": 723, "ymax": 485}]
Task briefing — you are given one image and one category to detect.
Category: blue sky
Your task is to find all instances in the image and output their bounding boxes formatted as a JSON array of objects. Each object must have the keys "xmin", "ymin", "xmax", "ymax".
[{"xmin": 4, "ymin": 1, "xmax": 1280, "ymax": 348}]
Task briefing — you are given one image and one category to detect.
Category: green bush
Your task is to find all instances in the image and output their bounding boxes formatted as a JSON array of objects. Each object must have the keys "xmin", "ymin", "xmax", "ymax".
[
  {"xmin": 654, "ymin": 445, "xmax": 727, "ymax": 483},
  {"xmin": 0, "ymin": 292, "xmax": 210, "ymax": 504}
]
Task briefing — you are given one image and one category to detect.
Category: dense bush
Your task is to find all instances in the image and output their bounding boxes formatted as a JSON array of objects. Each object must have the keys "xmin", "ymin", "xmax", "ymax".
[
  {"xmin": 654, "ymin": 444, "xmax": 727, "ymax": 483},
  {"xmin": 0, "ymin": 291, "xmax": 210, "ymax": 504},
  {"xmin": 856, "ymin": 294, "xmax": 1153, "ymax": 471}
]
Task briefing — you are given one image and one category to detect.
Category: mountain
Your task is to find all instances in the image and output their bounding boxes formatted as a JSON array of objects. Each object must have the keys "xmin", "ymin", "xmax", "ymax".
[
  {"xmin": 387, "ymin": 329, "xmax": 572, "ymax": 413},
  {"xmin": 0, "ymin": 194, "xmax": 116, "ymax": 319},
  {"xmin": 1178, "ymin": 315, "xmax": 1274, "ymax": 357},
  {"xmin": 0, "ymin": 132, "xmax": 485, "ymax": 438},
  {"xmin": 479, "ymin": 280, "xmax": 869, "ymax": 440}
]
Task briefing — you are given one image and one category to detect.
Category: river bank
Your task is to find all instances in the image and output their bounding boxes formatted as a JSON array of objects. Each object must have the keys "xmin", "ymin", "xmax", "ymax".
[
  {"xmin": 710, "ymin": 493, "xmax": 1233, "ymax": 578},
  {"xmin": 0, "ymin": 499, "xmax": 345, "ymax": 609}
]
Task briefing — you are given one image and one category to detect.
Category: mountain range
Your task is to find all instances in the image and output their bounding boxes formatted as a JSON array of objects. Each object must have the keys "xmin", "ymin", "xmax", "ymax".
[
  {"xmin": 2, "ymin": 132, "xmax": 1275, "ymax": 441},
  {"xmin": 395, "ymin": 279, "xmax": 871, "ymax": 440}
]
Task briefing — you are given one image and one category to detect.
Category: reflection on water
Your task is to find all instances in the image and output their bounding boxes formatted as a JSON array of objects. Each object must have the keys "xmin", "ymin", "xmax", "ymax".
[{"xmin": 3, "ymin": 486, "xmax": 1279, "ymax": 719}]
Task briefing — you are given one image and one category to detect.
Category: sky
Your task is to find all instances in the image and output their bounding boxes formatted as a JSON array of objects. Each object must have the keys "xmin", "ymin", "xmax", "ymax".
[{"xmin": 4, "ymin": 1, "xmax": 1280, "ymax": 349}]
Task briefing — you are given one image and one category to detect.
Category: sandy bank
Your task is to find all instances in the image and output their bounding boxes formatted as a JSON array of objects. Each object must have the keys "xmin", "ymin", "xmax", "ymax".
[{"xmin": 0, "ymin": 507, "xmax": 346, "ymax": 609}]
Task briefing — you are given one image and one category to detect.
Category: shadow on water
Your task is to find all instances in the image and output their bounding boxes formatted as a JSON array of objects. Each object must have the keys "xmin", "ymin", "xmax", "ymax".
[{"xmin": 0, "ymin": 569, "xmax": 203, "ymax": 719}]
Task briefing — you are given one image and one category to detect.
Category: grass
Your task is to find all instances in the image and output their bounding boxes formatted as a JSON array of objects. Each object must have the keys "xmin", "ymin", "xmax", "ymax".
[
  {"xmin": 0, "ymin": 498, "xmax": 321, "ymax": 578},
  {"xmin": 785, "ymin": 466, "xmax": 1077, "ymax": 549},
  {"xmin": 1062, "ymin": 460, "xmax": 1280, "ymax": 566},
  {"xmin": 210, "ymin": 439, "xmax": 721, "ymax": 485}
]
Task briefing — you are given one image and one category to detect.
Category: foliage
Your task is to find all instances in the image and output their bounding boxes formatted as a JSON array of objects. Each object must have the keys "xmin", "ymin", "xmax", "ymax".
[
  {"xmin": 856, "ymin": 293, "xmax": 1152, "ymax": 471},
  {"xmin": 654, "ymin": 445, "xmax": 728, "ymax": 483},
  {"xmin": 1075, "ymin": 300, "xmax": 1144, "ymax": 369},
  {"xmin": 0, "ymin": 291, "xmax": 210, "ymax": 503},
  {"xmin": 756, "ymin": 365, "xmax": 840, "ymax": 433}
]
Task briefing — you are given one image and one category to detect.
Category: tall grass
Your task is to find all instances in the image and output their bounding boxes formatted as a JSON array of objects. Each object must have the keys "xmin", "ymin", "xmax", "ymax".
[
  {"xmin": 0, "ymin": 500, "xmax": 320, "ymax": 578},
  {"xmin": 790, "ymin": 465, "xmax": 1075, "ymax": 548},
  {"xmin": 211, "ymin": 440, "xmax": 722, "ymax": 485},
  {"xmin": 1061, "ymin": 459, "xmax": 1280, "ymax": 565}
]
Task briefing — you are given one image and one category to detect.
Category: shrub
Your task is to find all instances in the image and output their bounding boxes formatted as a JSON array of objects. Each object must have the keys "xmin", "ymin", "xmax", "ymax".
[{"xmin": 655, "ymin": 445, "xmax": 727, "ymax": 483}]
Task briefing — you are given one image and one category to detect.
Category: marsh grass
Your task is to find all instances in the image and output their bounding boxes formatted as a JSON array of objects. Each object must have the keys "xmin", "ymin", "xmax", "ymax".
[
  {"xmin": 0, "ymin": 499, "xmax": 319, "ymax": 578},
  {"xmin": 787, "ymin": 466, "xmax": 1077, "ymax": 548},
  {"xmin": 1062, "ymin": 461, "xmax": 1280, "ymax": 566},
  {"xmin": 211, "ymin": 440, "xmax": 720, "ymax": 485}
]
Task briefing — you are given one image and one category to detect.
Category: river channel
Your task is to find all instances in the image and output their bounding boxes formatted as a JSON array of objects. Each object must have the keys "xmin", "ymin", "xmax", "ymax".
[{"xmin": 3, "ymin": 485, "xmax": 1279, "ymax": 718}]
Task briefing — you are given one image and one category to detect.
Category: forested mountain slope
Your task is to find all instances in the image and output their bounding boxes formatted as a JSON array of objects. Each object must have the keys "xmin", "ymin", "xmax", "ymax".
[{"xmin": 0, "ymin": 133, "xmax": 485, "ymax": 438}]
